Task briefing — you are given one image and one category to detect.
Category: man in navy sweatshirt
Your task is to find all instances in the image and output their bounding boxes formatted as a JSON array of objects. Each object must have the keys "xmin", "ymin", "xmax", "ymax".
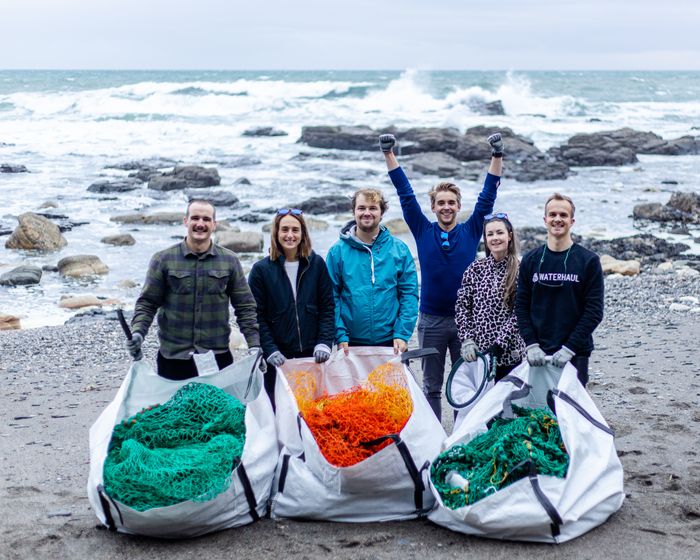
[
  {"xmin": 380, "ymin": 133, "xmax": 503, "ymax": 419},
  {"xmin": 515, "ymin": 193, "xmax": 604, "ymax": 386}
]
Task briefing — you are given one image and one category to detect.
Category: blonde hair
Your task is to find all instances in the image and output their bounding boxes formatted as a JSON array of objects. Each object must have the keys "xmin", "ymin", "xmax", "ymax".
[
  {"xmin": 269, "ymin": 212, "xmax": 312, "ymax": 261},
  {"xmin": 351, "ymin": 189, "xmax": 388, "ymax": 215},
  {"xmin": 428, "ymin": 182, "xmax": 461, "ymax": 207}
]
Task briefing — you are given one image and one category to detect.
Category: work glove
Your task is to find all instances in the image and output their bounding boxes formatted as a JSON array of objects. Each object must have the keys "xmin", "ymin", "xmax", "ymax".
[
  {"xmin": 460, "ymin": 339, "xmax": 478, "ymax": 362},
  {"xmin": 266, "ymin": 351, "xmax": 286, "ymax": 368},
  {"xmin": 379, "ymin": 134, "xmax": 397, "ymax": 153},
  {"xmin": 487, "ymin": 132, "xmax": 504, "ymax": 157},
  {"xmin": 526, "ymin": 343, "xmax": 547, "ymax": 367},
  {"xmin": 485, "ymin": 343, "xmax": 504, "ymax": 360},
  {"xmin": 551, "ymin": 346, "xmax": 575, "ymax": 368},
  {"xmin": 313, "ymin": 344, "xmax": 331, "ymax": 363},
  {"xmin": 126, "ymin": 332, "xmax": 143, "ymax": 360}
]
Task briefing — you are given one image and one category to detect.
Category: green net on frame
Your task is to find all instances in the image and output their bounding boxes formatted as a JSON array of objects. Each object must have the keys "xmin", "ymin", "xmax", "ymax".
[
  {"xmin": 103, "ymin": 382, "xmax": 247, "ymax": 511},
  {"xmin": 431, "ymin": 406, "xmax": 569, "ymax": 510}
]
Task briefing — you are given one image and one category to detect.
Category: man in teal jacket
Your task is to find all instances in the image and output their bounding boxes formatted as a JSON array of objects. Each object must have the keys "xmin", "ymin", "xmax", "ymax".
[{"xmin": 326, "ymin": 188, "xmax": 418, "ymax": 355}]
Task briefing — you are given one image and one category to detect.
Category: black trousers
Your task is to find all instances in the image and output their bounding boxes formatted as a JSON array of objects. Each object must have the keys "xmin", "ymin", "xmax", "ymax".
[{"xmin": 157, "ymin": 350, "xmax": 234, "ymax": 380}]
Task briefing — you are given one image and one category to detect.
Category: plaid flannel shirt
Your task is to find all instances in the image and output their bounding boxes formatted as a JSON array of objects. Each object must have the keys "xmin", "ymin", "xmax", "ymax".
[{"xmin": 132, "ymin": 240, "xmax": 260, "ymax": 359}]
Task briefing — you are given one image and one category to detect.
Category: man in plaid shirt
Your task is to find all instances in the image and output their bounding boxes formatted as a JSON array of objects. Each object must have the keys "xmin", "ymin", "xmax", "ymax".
[{"xmin": 127, "ymin": 199, "xmax": 262, "ymax": 379}]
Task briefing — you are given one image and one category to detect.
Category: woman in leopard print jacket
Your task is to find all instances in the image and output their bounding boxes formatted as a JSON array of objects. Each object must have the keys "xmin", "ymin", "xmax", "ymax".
[{"xmin": 455, "ymin": 213, "xmax": 526, "ymax": 381}]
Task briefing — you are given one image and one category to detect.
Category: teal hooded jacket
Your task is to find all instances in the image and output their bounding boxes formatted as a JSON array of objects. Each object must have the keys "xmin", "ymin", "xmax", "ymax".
[{"xmin": 325, "ymin": 222, "xmax": 418, "ymax": 345}]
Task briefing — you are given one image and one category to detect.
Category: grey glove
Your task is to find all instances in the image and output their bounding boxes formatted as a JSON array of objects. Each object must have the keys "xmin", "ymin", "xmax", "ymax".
[
  {"xmin": 313, "ymin": 344, "xmax": 331, "ymax": 363},
  {"xmin": 250, "ymin": 347, "xmax": 267, "ymax": 373},
  {"xmin": 379, "ymin": 134, "xmax": 396, "ymax": 153},
  {"xmin": 460, "ymin": 339, "xmax": 478, "ymax": 362},
  {"xmin": 126, "ymin": 332, "xmax": 143, "ymax": 360},
  {"xmin": 266, "ymin": 351, "xmax": 286, "ymax": 368},
  {"xmin": 551, "ymin": 346, "xmax": 575, "ymax": 368},
  {"xmin": 487, "ymin": 132, "xmax": 504, "ymax": 157},
  {"xmin": 526, "ymin": 343, "xmax": 547, "ymax": 367}
]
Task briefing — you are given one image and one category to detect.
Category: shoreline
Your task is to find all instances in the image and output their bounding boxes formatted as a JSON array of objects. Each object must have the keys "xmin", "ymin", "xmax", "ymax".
[{"xmin": 1, "ymin": 272, "xmax": 699, "ymax": 559}]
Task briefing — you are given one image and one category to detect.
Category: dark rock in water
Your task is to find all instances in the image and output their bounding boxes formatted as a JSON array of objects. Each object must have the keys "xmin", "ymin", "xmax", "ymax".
[
  {"xmin": 185, "ymin": 189, "xmax": 239, "ymax": 207},
  {"xmin": 668, "ymin": 191, "xmax": 700, "ymax": 217},
  {"xmin": 586, "ymin": 234, "xmax": 690, "ymax": 262},
  {"xmin": 87, "ymin": 178, "xmax": 141, "ymax": 193},
  {"xmin": 408, "ymin": 152, "xmax": 474, "ymax": 179},
  {"xmin": 669, "ymin": 225, "xmax": 690, "ymax": 235},
  {"xmin": 106, "ymin": 158, "xmax": 177, "ymax": 171},
  {"xmin": 507, "ymin": 158, "xmax": 570, "ymax": 182},
  {"xmin": 548, "ymin": 129, "xmax": 640, "ymax": 167},
  {"xmin": 148, "ymin": 165, "xmax": 221, "ymax": 191},
  {"xmin": 467, "ymin": 99, "xmax": 505, "ymax": 116},
  {"xmin": 236, "ymin": 213, "xmax": 268, "ymax": 224},
  {"xmin": 299, "ymin": 125, "xmax": 379, "ymax": 151},
  {"xmin": 128, "ymin": 166, "xmax": 162, "ymax": 182},
  {"xmin": 34, "ymin": 212, "xmax": 88, "ymax": 232},
  {"xmin": 638, "ymin": 135, "xmax": 700, "ymax": 156},
  {"xmin": 633, "ymin": 192, "xmax": 700, "ymax": 224},
  {"xmin": 661, "ymin": 180, "xmax": 678, "ymax": 185},
  {"xmin": 101, "ymin": 233, "xmax": 136, "ymax": 246},
  {"xmin": 242, "ymin": 126, "xmax": 288, "ymax": 137},
  {"xmin": 42, "ymin": 264, "xmax": 58, "ymax": 272},
  {"xmin": 234, "ymin": 177, "xmax": 252, "ymax": 185},
  {"xmin": 0, "ymin": 265, "xmax": 42, "ymax": 286},
  {"xmin": 297, "ymin": 195, "xmax": 351, "ymax": 214},
  {"xmin": 0, "ymin": 226, "xmax": 12, "ymax": 236},
  {"xmin": 1, "ymin": 164, "xmax": 28, "ymax": 173}
]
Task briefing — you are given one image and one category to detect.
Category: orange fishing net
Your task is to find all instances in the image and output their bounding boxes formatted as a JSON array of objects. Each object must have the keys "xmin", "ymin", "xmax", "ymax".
[{"xmin": 290, "ymin": 362, "xmax": 413, "ymax": 467}]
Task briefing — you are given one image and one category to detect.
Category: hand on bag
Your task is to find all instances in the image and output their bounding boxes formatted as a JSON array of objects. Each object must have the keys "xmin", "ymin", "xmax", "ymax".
[
  {"xmin": 250, "ymin": 347, "xmax": 267, "ymax": 373},
  {"xmin": 313, "ymin": 344, "xmax": 331, "ymax": 363},
  {"xmin": 266, "ymin": 351, "xmax": 286, "ymax": 368},
  {"xmin": 460, "ymin": 339, "xmax": 477, "ymax": 362},
  {"xmin": 526, "ymin": 343, "xmax": 546, "ymax": 367},
  {"xmin": 551, "ymin": 346, "xmax": 575, "ymax": 368},
  {"xmin": 487, "ymin": 132, "xmax": 504, "ymax": 157},
  {"xmin": 379, "ymin": 134, "xmax": 396, "ymax": 153},
  {"xmin": 393, "ymin": 338, "xmax": 407, "ymax": 354},
  {"xmin": 339, "ymin": 342, "xmax": 349, "ymax": 356},
  {"xmin": 126, "ymin": 332, "xmax": 143, "ymax": 360}
]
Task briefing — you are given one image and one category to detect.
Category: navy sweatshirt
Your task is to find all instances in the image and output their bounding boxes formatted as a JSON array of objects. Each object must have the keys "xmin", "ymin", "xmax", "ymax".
[
  {"xmin": 515, "ymin": 243, "xmax": 604, "ymax": 356},
  {"xmin": 388, "ymin": 166, "xmax": 499, "ymax": 317}
]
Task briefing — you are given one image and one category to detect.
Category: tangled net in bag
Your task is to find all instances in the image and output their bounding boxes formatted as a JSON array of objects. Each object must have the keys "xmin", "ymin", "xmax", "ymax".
[
  {"xmin": 431, "ymin": 406, "xmax": 569, "ymax": 509},
  {"xmin": 103, "ymin": 382, "xmax": 246, "ymax": 511},
  {"xmin": 292, "ymin": 362, "xmax": 413, "ymax": 467}
]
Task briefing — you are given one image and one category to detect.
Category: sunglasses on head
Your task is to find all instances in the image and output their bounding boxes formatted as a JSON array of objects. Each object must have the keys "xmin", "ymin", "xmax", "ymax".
[
  {"xmin": 277, "ymin": 208, "xmax": 303, "ymax": 216},
  {"xmin": 440, "ymin": 231, "xmax": 450, "ymax": 250},
  {"xmin": 485, "ymin": 212, "xmax": 509, "ymax": 221}
]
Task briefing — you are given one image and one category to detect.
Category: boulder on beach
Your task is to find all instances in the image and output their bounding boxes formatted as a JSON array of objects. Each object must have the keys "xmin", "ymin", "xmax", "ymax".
[
  {"xmin": 600, "ymin": 255, "xmax": 641, "ymax": 276},
  {"xmin": 242, "ymin": 126, "xmax": 288, "ymax": 137},
  {"xmin": 87, "ymin": 178, "xmax": 141, "ymax": 193},
  {"xmin": 57, "ymin": 255, "xmax": 109, "ymax": 278},
  {"xmin": 110, "ymin": 212, "xmax": 183, "ymax": 225},
  {"xmin": 216, "ymin": 231, "xmax": 264, "ymax": 253},
  {"xmin": 5, "ymin": 212, "xmax": 67, "ymax": 251},
  {"xmin": 297, "ymin": 195, "xmax": 351, "ymax": 214},
  {"xmin": 58, "ymin": 295, "xmax": 121, "ymax": 309},
  {"xmin": 0, "ymin": 313, "xmax": 21, "ymax": 330},
  {"xmin": 0, "ymin": 265, "xmax": 42, "ymax": 286},
  {"xmin": 148, "ymin": 165, "xmax": 221, "ymax": 191},
  {"xmin": 633, "ymin": 192, "xmax": 700, "ymax": 224},
  {"xmin": 101, "ymin": 234, "xmax": 136, "ymax": 246},
  {"xmin": 1, "ymin": 164, "xmax": 28, "ymax": 173}
]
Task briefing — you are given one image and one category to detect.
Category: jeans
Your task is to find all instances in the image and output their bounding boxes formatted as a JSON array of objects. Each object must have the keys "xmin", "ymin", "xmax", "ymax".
[{"xmin": 417, "ymin": 312, "xmax": 461, "ymax": 421}]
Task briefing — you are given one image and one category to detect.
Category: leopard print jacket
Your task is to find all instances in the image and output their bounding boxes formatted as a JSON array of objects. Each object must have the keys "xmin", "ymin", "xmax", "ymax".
[{"xmin": 455, "ymin": 255, "xmax": 526, "ymax": 366}]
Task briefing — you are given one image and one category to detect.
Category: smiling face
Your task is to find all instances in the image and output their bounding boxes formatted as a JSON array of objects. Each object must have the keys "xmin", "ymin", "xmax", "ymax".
[
  {"xmin": 184, "ymin": 201, "xmax": 216, "ymax": 250},
  {"xmin": 431, "ymin": 190, "xmax": 461, "ymax": 230},
  {"xmin": 544, "ymin": 199, "xmax": 575, "ymax": 241},
  {"xmin": 353, "ymin": 193, "xmax": 383, "ymax": 234},
  {"xmin": 484, "ymin": 219, "xmax": 512, "ymax": 261},
  {"xmin": 277, "ymin": 214, "xmax": 303, "ymax": 259}
]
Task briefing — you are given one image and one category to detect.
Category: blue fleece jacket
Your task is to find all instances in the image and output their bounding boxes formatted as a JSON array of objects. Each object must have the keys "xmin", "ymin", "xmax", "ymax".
[{"xmin": 388, "ymin": 166, "xmax": 499, "ymax": 317}]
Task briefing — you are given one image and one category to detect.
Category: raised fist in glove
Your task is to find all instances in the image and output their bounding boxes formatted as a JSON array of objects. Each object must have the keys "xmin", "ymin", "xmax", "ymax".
[
  {"xmin": 126, "ymin": 332, "xmax": 143, "ymax": 360},
  {"xmin": 487, "ymin": 132, "xmax": 504, "ymax": 157},
  {"xmin": 551, "ymin": 346, "xmax": 575, "ymax": 368},
  {"xmin": 379, "ymin": 134, "xmax": 397, "ymax": 153},
  {"xmin": 266, "ymin": 351, "xmax": 286, "ymax": 368},
  {"xmin": 526, "ymin": 343, "xmax": 546, "ymax": 367},
  {"xmin": 313, "ymin": 344, "xmax": 331, "ymax": 363},
  {"xmin": 460, "ymin": 339, "xmax": 478, "ymax": 362}
]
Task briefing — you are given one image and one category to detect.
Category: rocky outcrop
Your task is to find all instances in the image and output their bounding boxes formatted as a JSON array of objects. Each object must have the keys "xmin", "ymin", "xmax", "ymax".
[
  {"xmin": 5, "ymin": 213, "xmax": 67, "ymax": 251},
  {"xmin": 299, "ymin": 125, "xmax": 380, "ymax": 151},
  {"xmin": 0, "ymin": 265, "xmax": 42, "ymax": 286},
  {"xmin": 633, "ymin": 192, "xmax": 700, "ymax": 224},
  {"xmin": 148, "ymin": 165, "xmax": 221, "ymax": 191},
  {"xmin": 297, "ymin": 195, "xmax": 351, "ymax": 214},
  {"xmin": 1, "ymin": 164, "xmax": 28, "ymax": 173},
  {"xmin": 216, "ymin": 231, "xmax": 264, "ymax": 253},
  {"xmin": 468, "ymin": 99, "xmax": 505, "ymax": 116},
  {"xmin": 639, "ymin": 135, "xmax": 700, "ymax": 156},
  {"xmin": 586, "ymin": 234, "xmax": 689, "ymax": 264},
  {"xmin": 0, "ymin": 313, "xmax": 20, "ymax": 330},
  {"xmin": 111, "ymin": 212, "xmax": 183, "ymax": 225},
  {"xmin": 101, "ymin": 234, "xmax": 136, "ymax": 246},
  {"xmin": 242, "ymin": 126, "xmax": 288, "ymax": 137},
  {"xmin": 548, "ymin": 129, "xmax": 639, "ymax": 166},
  {"xmin": 57, "ymin": 255, "xmax": 109, "ymax": 278},
  {"xmin": 58, "ymin": 295, "xmax": 120, "ymax": 309},
  {"xmin": 87, "ymin": 178, "xmax": 141, "ymax": 193},
  {"xmin": 407, "ymin": 152, "xmax": 475, "ymax": 179},
  {"xmin": 186, "ymin": 189, "xmax": 239, "ymax": 207}
]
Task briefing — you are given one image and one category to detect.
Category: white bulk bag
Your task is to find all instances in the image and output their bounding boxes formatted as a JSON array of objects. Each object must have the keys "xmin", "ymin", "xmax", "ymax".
[
  {"xmin": 271, "ymin": 347, "xmax": 446, "ymax": 522},
  {"xmin": 429, "ymin": 361, "xmax": 624, "ymax": 543},
  {"xmin": 447, "ymin": 355, "xmax": 495, "ymax": 433},
  {"xmin": 87, "ymin": 350, "xmax": 277, "ymax": 538}
]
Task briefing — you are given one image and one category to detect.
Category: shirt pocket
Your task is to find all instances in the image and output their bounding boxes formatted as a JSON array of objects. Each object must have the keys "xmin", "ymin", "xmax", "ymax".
[
  {"xmin": 167, "ymin": 269, "xmax": 193, "ymax": 294},
  {"xmin": 207, "ymin": 269, "xmax": 229, "ymax": 294}
]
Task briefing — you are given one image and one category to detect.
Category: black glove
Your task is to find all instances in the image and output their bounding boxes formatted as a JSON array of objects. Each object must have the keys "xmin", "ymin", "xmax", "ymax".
[
  {"xmin": 485, "ymin": 343, "xmax": 504, "ymax": 360},
  {"xmin": 488, "ymin": 132, "xmax": 504, "ymax": 157},
  {"xmin": 126, "ymin": 332, "xmax": 143, "ymax": 360},
  {"xmin": 379, "ymin": 134, "xmax": 396, "ymax": 153}
]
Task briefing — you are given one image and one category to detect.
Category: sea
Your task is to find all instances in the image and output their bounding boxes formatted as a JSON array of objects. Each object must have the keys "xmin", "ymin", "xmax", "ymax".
[{"xmin": 1, "ymin": 69, "xmax": 699, "ymax": 328}]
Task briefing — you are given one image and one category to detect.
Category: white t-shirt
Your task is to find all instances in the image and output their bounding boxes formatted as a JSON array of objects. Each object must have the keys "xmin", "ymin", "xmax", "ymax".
[{"xmin": 284, "ymin": 260, "xmax": 300, "ymax": 299}]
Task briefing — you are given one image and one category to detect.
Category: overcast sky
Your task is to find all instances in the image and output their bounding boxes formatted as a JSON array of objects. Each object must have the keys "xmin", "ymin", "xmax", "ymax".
[{"xmin": 2, "ymin": 0, "xmax": 699, "ymax": 70}]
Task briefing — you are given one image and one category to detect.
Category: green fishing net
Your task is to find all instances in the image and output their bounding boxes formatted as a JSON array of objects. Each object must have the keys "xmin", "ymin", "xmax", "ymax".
[
  {"xmin": 431, "ymin": 406, "xmax": 569, "ymax": 509},
  {"xmin": 103, "ymin": 382, "xmax": 247, "ymax": 511}
]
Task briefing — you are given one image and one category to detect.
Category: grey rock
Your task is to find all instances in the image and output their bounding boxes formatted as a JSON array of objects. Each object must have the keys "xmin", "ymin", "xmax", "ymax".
[
  {"xmin": 101, "ymin": 233, "xmax": 136, "ymax": 246},
  {"xmin": 242, "ymin": 126, "xmax": 288, "ymax": 137},
  {"xmin": 148, "ymin": 165, "xmax": 221, "ymax": 191},
  {"xmin": 1, "ymin": 164, "xmax": 28, "ymax": 173},
  {"xmin": 87, "ymin": 178, "xmax": 141, "ymax": 193},
  {"xmin": 633, "ymin": 192, "xmax": 700, "ymax": 224},
  {"xmin": 57, "ymin": 255, "xmax": 109, "ymax": 277},
  {"xmin": 111, "ymin": 212, "xmax": 183, "ymax": 225},
  {"xmin": 186, "ymin": 189, "xmax": 239, "ymax": 207},
  {"xmin": 297, "ymin": 195, "xmax": 351, "ymax": 214},
  {"xmin": 408, "ymin": 152, "xmax": 468, "ymax": 178},
  {"xmin": 236, "ymin": 213, "xmax": 268, "ymax": 223},
  {"xmin": 234, "ymin": 177, "xmax": 252, "ymax": 185},
  {"xmin": 638, "ymin": 135, "xmax": 700, "ymax": 156},
  {"xmin": 106, "ymin": 158, "xmax": 177, "ymax": 171},
  {"xmin": 549, "ymin": 129, "xmax": 640, "ymax": 167},
  {"xmin": 468, "ymin": 99, "xmax": 505, "ymax": 116},
  {"xmin": 299, "ymin": 125, "xmax": 380, "ymax": 151},
  {"xmin": 216, "ymin": 231, "xmax": 264, "ymax": 253},
  {"xmin": 0, "ymin": 265, "xmax": 42, "ymax": 286}
]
